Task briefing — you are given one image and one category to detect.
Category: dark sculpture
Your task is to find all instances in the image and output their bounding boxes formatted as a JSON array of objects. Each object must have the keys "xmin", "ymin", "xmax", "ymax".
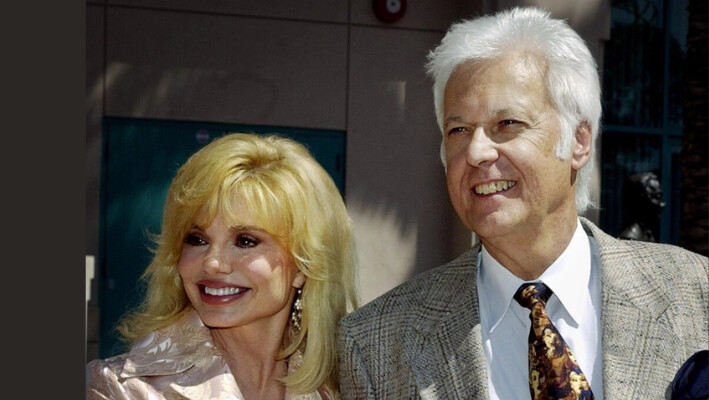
[{"xmin": 619, "ymin": 171, "xmax": 666, "ymax": 242}]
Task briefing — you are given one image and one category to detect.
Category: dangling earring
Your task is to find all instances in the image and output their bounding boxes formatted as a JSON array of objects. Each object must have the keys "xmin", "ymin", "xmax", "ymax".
[{"xmin": 290, "ymin": 288, "xmax": 303, "ymax": 333}]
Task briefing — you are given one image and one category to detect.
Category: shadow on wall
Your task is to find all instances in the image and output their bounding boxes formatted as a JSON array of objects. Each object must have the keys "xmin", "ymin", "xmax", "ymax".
[
  {"xmin": 347, "ymin": 197, "xmax": 418, "ymax": 304},
  {"xmin": 346, "ymin": 183, "xmax": 471, "ymax": 305}
]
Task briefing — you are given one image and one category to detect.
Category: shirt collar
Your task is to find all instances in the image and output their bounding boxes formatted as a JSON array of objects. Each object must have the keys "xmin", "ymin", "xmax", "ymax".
[
  {"xmin": 539, "ymin": 219, "xmax": 592, "ymax": 327},
  {"xmin": 478, "ymin": 218, "xmax": 591, "ymax": 333}
]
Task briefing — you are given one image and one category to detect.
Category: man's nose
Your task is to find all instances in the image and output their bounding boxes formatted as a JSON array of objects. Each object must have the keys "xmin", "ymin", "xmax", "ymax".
[{"xmin": 466, "ymin": 126, "xmax": 498, "ymax": 167}]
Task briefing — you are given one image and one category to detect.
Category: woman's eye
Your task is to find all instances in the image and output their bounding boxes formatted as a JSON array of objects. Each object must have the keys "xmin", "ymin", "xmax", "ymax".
[
  {"xmin": 236, "ymin": 234, "xmax": 259, "ymax": 248},
  {"xmin": 183, "ymin": 233, "xmax": 207, "ymax": 246}
]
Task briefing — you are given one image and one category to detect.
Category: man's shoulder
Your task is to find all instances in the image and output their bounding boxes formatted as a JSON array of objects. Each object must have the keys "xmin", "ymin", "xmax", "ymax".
[
  {"xmin": 613, "ymin": 239, "xmax": 707, "ymax": 281},
  {"xmin": 582, "ymin": 217, "xmax": 708, "ymax": 278},
  {"xmin": 583, "ymin": 217, "xmax": 703, "ymax": 255},
  {"xmin": 340, "ymin": 247, "xmax": 479, "ymax": 330},
  {"xmin": 619, "ymin": 237, "xmax": 706, "ymax": 260}
]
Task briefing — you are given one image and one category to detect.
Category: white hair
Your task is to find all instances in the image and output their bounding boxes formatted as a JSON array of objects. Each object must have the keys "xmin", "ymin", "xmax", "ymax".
[{"xmin": 425, "ymin": 6, "xmax": 602, "ymax": 213}]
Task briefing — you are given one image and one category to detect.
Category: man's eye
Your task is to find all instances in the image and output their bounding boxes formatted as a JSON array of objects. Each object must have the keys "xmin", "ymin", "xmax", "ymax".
[
  {"xmin": 184, "ymin": 233, "xmax": 207, "ymax": 246},
  {"xmin": 494, "ymin": 120, "xmax": 523, "ymax": 134},
  {"xmin": 236, "ymin": 234, "xmax": 259, "ymax": 248},
  {"xmin": 447, "ymin": 127, "xmax": 467, "ymax": 135}
]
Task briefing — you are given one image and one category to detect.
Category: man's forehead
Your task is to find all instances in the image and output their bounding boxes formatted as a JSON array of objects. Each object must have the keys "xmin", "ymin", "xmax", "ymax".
[{"xmin": 452, "ymin": 51, "xmax": 546, "ymax": 77}]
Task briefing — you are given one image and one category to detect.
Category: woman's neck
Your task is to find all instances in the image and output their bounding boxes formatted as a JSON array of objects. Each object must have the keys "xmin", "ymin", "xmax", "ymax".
[{"xmin": 210, "ymin": 319, "xmax": 291, "ymax": 399}]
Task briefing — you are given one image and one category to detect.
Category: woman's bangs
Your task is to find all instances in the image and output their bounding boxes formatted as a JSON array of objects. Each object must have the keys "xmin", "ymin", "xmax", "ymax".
[{"xmin": 220, "ymin": 179, "xmax": 289, "ymax": 240}]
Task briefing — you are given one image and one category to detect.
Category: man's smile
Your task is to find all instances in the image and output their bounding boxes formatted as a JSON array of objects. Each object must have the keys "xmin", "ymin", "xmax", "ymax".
[{"xmin": 474, "ymin": 180, "xmax": 517, "ymax": 195}]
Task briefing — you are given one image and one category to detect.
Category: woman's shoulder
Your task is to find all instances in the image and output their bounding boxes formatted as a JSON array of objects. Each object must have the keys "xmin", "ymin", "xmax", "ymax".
[
  {"xmin": 86, "ymin": 348, "xmax": 132, "ymax": 381},
  {"xmin": 109, "ymin": 309, "xmax": 215, "ymax": 376},
  {"xmin": 86, "ymin": 353, "xmax": 132, "ymax": 400},
  {"xmin": 85, "ymin": 309, "xmax": 222, "ymax": 399}
]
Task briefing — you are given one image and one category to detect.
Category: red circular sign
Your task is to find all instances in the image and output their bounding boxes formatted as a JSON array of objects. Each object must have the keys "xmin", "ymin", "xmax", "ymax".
[{"xmin": 373, "ymin": 0, "xmax": 407, "ymax": 24}]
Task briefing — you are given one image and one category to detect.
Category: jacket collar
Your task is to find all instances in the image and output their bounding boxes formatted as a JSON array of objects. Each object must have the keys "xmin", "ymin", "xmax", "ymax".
[
  {"xmin": 119, "ymin": 308, "xmax": 220, "ymax": 378},
  {"xmin": 581, "ymin": 217, "xmax": 686, "ymax": 397},
  {"xmin": 116, "ymin": 308, "xmax": 325, "ymax": 400}
]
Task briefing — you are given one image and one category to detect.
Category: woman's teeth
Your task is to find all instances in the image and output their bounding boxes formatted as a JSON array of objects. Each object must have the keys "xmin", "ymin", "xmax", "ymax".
[{"xmin": 204, "ymin": 286, "xmax": 245, "ymax": 296}]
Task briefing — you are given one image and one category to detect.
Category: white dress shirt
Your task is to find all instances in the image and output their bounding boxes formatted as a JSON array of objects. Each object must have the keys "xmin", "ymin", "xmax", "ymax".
[{"xmin": 477, "ymin": 219, "xmax": 604, "ymax": 399}]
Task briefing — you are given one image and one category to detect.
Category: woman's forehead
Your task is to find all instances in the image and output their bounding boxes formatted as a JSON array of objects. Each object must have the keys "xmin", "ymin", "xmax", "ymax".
[{"xmin": 222, "ymin": 198, "xmax": 287, "ymax": 232}]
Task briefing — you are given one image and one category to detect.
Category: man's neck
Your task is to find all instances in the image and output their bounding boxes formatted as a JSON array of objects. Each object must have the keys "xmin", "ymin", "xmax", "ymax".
[{"xmin": 480, "ymin": 216, "xmax": 579, "ymax": 280}]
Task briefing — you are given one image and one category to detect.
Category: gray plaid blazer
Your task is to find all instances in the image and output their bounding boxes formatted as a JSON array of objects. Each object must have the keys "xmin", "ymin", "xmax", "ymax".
[{"xmin": 337, "ymin": 218, "xmax": 709, "ymax": 399}]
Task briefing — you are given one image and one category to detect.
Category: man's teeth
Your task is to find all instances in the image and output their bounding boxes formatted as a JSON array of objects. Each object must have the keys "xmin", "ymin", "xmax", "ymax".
[
  {"xmin": 204, "ymin": 286, "xmax": 245, "ymax": 296},
  {"xmin": 474, "ymin": 181, "xmax": 516, "ymax": 195}
]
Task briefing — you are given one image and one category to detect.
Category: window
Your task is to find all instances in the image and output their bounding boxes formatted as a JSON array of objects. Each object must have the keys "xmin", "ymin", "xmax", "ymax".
[{"xmin": 600, "ymin": 0, "xmax": 688, "ymax": 244}]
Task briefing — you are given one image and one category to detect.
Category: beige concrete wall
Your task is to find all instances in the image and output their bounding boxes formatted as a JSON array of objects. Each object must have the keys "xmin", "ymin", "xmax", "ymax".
[{"xmin": 86, "ymin": 0, "xmax": 608, "ymax": 361}]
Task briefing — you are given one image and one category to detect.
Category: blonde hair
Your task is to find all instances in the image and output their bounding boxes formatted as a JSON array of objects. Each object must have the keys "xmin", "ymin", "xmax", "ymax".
[{"xmin": 117, "ymin": 132, "xmax": 358, "ymax": 395}]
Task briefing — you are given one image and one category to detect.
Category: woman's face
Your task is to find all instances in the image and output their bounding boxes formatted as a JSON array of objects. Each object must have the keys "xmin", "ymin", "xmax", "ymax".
[
  {"xmin": 570, "ymin": 371, "xmax": 582, "ymax": 392},
  {"xmin": 543, "ymin": 328, "xmax": 556, "ymax": 348},
  {"xmin": 178, "ymin": 203, "xmax": 303, "ymax": 331}
]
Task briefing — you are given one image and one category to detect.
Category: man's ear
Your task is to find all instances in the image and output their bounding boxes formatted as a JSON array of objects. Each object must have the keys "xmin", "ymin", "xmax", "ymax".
[
  {"xmin": 571, "ymin": 121, "xmax": 592, "ymax": 171},
  {"xmin": 293, "ymin": 271, "xmax": 306, "ymax": 289}
]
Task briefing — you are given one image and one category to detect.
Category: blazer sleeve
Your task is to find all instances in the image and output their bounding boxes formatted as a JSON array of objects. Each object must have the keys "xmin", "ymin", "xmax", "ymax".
[{"xmin": 337, "ymin": 324, "xmax": 376, "ymax": 400}]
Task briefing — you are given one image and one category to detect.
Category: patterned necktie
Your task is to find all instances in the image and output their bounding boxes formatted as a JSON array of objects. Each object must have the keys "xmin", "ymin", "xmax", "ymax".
[{"xmin": 513, "ymin": 282, "xmax": 595, "ymax": 400}]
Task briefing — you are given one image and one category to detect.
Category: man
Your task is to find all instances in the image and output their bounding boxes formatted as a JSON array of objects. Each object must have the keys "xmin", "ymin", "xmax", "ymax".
[
  {"xmin": 337, "ymin": 7, "xmax": 708, "ymax": 400},
  {"xmin": 619, "ymin": 171, "xmax": 665, "ymax": 242}
]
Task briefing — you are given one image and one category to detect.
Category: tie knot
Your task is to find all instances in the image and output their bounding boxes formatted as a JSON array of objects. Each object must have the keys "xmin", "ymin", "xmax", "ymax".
[{"xmin": 513, "ymin": 282, "xmax": 553, "ymax": 310}]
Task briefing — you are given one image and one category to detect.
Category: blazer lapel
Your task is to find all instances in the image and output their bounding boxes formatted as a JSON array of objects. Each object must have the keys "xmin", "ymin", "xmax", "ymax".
[
  {"xmin": 405, "ymin": 247, "xmax": 490, "ymax": 400},
  {"xmin": 582, "ymin": 219, "xmax": 686, "ymax": 398}
]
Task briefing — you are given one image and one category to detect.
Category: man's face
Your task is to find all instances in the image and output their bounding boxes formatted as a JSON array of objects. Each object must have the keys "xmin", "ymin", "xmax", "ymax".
[
  {"xmin": 642, "ymin": 175, "xmax": 665, "ymax": 214},
  {"xmin": 442, "ymin": 54, "xmax": 582, "ymax": 245}
]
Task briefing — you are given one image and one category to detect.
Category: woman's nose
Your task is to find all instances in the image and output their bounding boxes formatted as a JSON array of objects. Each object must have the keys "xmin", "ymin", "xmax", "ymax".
[{"xmin": 203, "ymin": 250, "xmax": 231, "ymax": 274}]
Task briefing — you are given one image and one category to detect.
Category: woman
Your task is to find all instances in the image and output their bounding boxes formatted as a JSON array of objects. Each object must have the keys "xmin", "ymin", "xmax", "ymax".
[{"xmin": 86, "ymin": 133, "xmax": 358, "ymax": 399}]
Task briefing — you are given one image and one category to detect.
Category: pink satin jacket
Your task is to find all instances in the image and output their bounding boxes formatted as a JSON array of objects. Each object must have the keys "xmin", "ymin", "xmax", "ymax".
[{"xmin": 86, "ymin": 309, "xmax": 330, "ymax": 400}]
